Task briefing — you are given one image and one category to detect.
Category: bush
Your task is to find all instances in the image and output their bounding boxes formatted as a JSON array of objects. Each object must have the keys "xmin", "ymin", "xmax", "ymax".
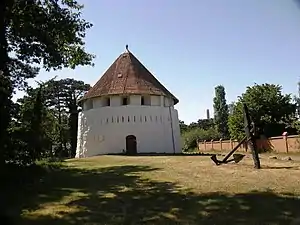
[{"xmin": 182, "ymin": 127, "xmax": 221, "ymax": 151}]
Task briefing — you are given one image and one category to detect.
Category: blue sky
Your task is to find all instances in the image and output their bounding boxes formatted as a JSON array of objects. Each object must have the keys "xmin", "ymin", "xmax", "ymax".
[{"xmin": 14, "ymin": 0, "xmax": 300, "ymax": 124}]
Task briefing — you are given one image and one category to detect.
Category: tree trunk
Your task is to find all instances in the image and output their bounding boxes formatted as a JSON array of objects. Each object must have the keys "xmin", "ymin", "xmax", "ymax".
[
  {"xmin": 31, "ymin": 87, "xmax": 43, "ymax": 160},
  {"xmin": 0, "ymin": 0, "xmax": 13, "ymax": 165},
  {"xmin": 58, "ymin": 110, "xmax": 63, "ymax": 157},
  {"xmin": 55, "ymin": 92, "xmax": 64, "ymax": 157},
  {"xmin": 243, "ymin": 103, "xmax": 261, "ymax": 169},
  {"xmin": 69, "ymin": 108, "xmax": 78, "ymax": 158}
]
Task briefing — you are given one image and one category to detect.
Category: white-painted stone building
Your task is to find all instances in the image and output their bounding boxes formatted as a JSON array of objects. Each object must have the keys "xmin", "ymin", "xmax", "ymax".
[{"xmin": 75, "ymin": 46, "xmax": 181, "ymax": 158}]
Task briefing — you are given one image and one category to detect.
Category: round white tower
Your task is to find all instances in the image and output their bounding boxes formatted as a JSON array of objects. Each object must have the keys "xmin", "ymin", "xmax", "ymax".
[{"xmin": 75, "ymin": 46, "xmax": 181, "ymax": 158}]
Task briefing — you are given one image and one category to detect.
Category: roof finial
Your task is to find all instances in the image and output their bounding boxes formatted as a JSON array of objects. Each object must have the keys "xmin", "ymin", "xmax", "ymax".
[{"xmin": 125, "ymin": 44, "xmax": 129, "ymax": 52}]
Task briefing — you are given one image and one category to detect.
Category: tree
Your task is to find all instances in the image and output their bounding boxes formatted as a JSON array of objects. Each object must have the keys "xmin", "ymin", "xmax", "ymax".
[
  {"xmin": 179, "ymin": 120, "xmax": 188, "ymax": 133},
  {"xmin": 228, "ymin": 102, "xmax": 235, "ymax": 115},
  {"xmin": 29, "ymin": 86, "xmax": 44, "ymax": 159},
  {"xmin": 182, "ymin": 127, "xmax": 220, "ymax": 151},
  {"xmin": 13, "ymin": 78, "xmax": 90, "ymax": 159},
  {"xmin": 45, "ymin": 78, "xmax": 90, "ymax": 157},
  {"xmin": 0, "ymin": 0, "xmax": 94, "ymax": 164},
  {"xmin": 180, "ymin": 119, "xmax": 215, "ymax": 134},
  {"xmin": 197, "ymin": 118, "xmax": 214, "ymax": 130},
  {"xmin": 228, "ymin": 83, "xmax": 296, "ymax": 140},
  {"xmin": 7, "ymin": 77, "xmax": 90, "ymax": 163},
  {"xmin": 213, "ymin": 85, "xmax": 229, "ymax": 138},
  {"xmin": 44, "ymin": 80, "xmax": 67, "ymax": 155},
  {"xmin": 294, "ymin": 81, "xmax": 300, "ymax": 118},
  {"xmin": 7, "ymin": 85, "xmax": 53, "ymax": 164}
]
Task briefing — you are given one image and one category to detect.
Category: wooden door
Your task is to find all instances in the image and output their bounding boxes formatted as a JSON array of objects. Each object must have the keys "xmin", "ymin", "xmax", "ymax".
[{"xmin": 126, "ymin": 135, "xmax": 137, "ymax": 155}]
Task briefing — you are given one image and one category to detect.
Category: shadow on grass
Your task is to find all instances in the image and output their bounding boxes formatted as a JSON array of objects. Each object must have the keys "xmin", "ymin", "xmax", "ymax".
[
  {"xmin": 105, "ymin": 152, "xmax": 216, "ymax": 157},
  {"xmin": 2, "ymin": 163, "xmax": 300, "ymax": 225},
  {"xmin": 263, "ymin": 166, "xmax": 300, "ymax": 170}
]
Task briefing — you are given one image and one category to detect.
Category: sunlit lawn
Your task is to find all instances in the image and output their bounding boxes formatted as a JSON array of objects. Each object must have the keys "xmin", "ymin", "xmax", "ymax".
[{"xmin": 4, "ymin": 154, "xmax": 300, "ymax": 225}]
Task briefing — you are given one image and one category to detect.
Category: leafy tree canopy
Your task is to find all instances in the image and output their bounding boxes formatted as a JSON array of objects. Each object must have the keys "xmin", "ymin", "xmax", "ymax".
[
  {"xmin": 228, "ymin": 83, "xmax": 296, "ymax": 140},
  {"xmin": 1, "ymin": 0, "xmax": 94, "ymax": 162},
  {"xmin": 3, "ymin": 0, "xmax": 94, "ymax": 90},
  {"xmin": 8, "ymin": 77, "xmax": 90, "ymax": 164},
  {"xmin": 213, "ymin": 85, "xmax": 229, "ymax": 138}
]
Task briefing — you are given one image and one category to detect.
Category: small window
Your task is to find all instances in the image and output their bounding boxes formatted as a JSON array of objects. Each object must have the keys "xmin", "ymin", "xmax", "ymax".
[
  {"xmin": 141, "ymin": 96, "xmax": 151, "ymax": 105},
  {"xmin": 122, "ymin": 97, "xmax": 128, "ymax": 105},
  {"xmin": 141, "ymin": 96, "xmax": 145, "ymax": 105},
  {"xmin": 105, "ymin": 97, "xmax": 110, "ymax": 106}
]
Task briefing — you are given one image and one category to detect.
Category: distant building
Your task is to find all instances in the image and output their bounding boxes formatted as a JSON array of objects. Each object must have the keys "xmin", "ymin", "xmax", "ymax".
[
  {"xmin": 76, "ymin": 46, "xmax": 181, "ymax": 157},
  {"xmin": 206, "ymin": 109, "xmax": 210, "ymax": 119}
]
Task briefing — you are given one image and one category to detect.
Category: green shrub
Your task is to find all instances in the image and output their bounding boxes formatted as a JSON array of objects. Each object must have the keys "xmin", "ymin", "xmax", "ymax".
[
  {"xmin": 182, "ymin": 127, "xmax": 221, "ymax": 151},
  {"xmin": 36, "ymin": 158, "xmax": 63, "ymax": 170}
]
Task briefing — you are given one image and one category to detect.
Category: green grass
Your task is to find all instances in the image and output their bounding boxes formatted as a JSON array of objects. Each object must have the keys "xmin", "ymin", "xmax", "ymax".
[{"xmin": 2, "ymin": 154, "xmax": 300, "ymax": 225}]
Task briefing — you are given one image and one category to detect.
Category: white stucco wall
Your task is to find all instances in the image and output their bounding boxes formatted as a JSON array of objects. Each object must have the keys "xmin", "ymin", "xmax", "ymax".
[
  {"xmin": 129, "ymin": 95, "xmax": 141, "ymax": 105},
  {"xmin": 75, "ymin": 104, "xmax": 181, "ymax": 158},
  {"xmin": 151, "ymin": 95, "xmax": 161, "ymax": 106}
]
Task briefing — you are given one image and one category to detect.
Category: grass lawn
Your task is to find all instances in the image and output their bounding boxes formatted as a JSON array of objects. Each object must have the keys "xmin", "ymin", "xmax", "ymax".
[{"xmin": 3, "ymin": 154, "xmax": 300, "ymax": 225}]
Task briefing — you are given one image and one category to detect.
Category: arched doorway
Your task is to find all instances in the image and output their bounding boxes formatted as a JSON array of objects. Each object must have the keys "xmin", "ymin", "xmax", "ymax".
[{"xmin": 126, "ymin": 135, "xmax": 137, "ymax": 155}]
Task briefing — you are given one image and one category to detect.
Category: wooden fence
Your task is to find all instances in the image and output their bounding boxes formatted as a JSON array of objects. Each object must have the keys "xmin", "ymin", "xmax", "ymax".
[{"xmin": 197, "ymin": 134, "xmax": 300, "ymax": 153}]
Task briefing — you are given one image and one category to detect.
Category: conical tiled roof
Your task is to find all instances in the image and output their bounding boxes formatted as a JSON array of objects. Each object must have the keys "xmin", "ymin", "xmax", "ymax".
[{"xmin": 80, "ymin": 47, "xmax": 179, "ymax": 104}]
